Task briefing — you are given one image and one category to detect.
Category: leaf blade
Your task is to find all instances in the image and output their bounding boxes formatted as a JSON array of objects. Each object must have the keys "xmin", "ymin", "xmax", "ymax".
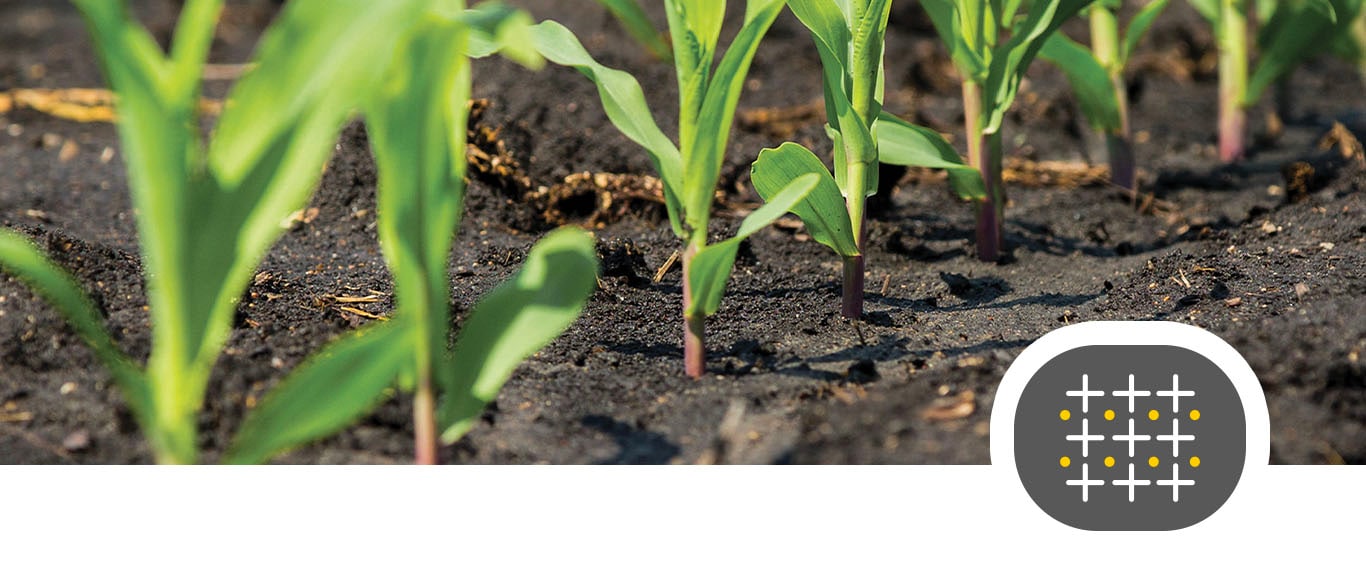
[
  {"xmin": 439, "ymin": 228, "xmax": 599, "ymax": 443},
  {"xmin": 1040, "ymin": 32, "xmax": 1123, "ymax": 132},
  {"xmin": 686, "ymin": 173, "xmax": 820, "ymax": 317},
  {"xmin": 531, "ymin": 20, "xmax": 686, "ymax": 236},
  {"xmin": 0, "ymin": 230, "xmax": 149, "ymax": 422},
  {"xmin": 750, "ymin": 143, "xmax": 859, "ymax": 257},
  {"xmin": 223, "ymin": 321, "xmax": 410, "ymax": 465}
]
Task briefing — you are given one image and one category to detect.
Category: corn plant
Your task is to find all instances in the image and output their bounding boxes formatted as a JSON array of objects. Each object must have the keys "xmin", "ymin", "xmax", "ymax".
[
  {"xmin": 749, "ymin": 0, "xmax": 984, "ymax": 318},
  {"xmin": 0, "ymin": 0, "xmax": 442, "ymax": 463},
  {"xmin": 531, "ymin": 0, "xmax": 819, "ymax": 378},
  {"xmin": 363, "ymin": 2, "xmax": 598, "ymax": 464},
  {"xmin": 1041, "ymin": 0, "xmax": 1170, "ymax": 191},
  {"xmin": 1188, "ymin": 0, "xmax": 1363, "ymax": 162},
  {"xmin": 592, "ymin": 0, "xmax": 674, "ymax": 61},
  {"xmin": 921, "ymin": 0, "xmax": 1097, "ymax": 262}
]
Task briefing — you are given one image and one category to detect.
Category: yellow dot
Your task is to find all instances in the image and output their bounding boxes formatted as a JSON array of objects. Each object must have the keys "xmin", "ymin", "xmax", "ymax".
[
  {"xmin": 1190, "ymin": 456, "xmax": 1201, "ymax": 467},
  {"xmin": 1104, "ymin": 409, "xmax": 1116, "ymax": 421},
  {"xmin": 1190, "ymin": 410, "xmax": 1201, "ymax": 421},
  {"xmin": 1060, "ymin": 410, "xmax": 1071, "ymax": 421},
  {"xmin": 1060, "ymin": 456, "xmax": 1072, "ymax": 468},
  {"xmin": 1104, "ymin": 456, "xmax": 1116, "ymax": 468},
  {"xmin": 1148, "ymin": 409, "xmax": 1160, "ymax": 421},
  {"xmin": 1148, "ymin": 456, "xmax": 1160, "ymax": 468}
]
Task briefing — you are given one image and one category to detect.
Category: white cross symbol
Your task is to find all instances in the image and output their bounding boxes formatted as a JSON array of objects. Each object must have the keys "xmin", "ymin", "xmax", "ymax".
[
  {"xmin": 1112, "ymin": 374, "xmax": 1151, "ymax": 413},
  {"xmin": 1111, "ymin": 418, "xmax": 1151, "ymax": 457},
  {"xmin": 1066, "ymin": 463, "xmax": 1104, "ymax": 502},
  {"xmin": 1155, "ymin": 418, "xmax": 1195, "ymax": 457},
  {"xmin": 1111, "ymin": 463, "xmax": 1152, "ymax": 502},
  {"xmin": 1156, "ymin": 462, "xmax": 1196, "ymax": 502},
  {"xmin": 1066, "ymin": 374, "xmax": 1104, "ymax": 413},
  {"xmin": 1066, "ymin": 418, "xmax": 1105, "ymax": 457},
  {"xmin": 1156, "ymin": 374, "xmax": 1195, "ymax": 413}
]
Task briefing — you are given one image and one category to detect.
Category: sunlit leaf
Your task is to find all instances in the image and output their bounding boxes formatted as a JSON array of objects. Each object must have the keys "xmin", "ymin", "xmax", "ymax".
[
  {"xmin": 224, "ymin": 321, "xmax": 410, "ymax": 465},
  {"xmin": 686, "ymin": 174, "xmax": 819, "ymax": 317},
  {"xmin": 439, "ymin": 228, "xmax": 599, "ymax": 443},
  {"xmin": 751, "ymin": 143, "xmax": 859, "ymax": 257}
]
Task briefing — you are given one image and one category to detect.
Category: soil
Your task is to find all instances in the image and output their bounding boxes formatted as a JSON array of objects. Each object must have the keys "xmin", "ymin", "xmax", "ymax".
[{"xmin": 0, "ymin": 0, "xmax": 1362, "ymax": 465}]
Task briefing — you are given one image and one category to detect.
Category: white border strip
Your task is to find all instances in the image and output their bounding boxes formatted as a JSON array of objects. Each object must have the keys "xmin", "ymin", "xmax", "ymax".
[{"xmin": 0, "ymin": 465, "xmax": 1359, "ymax": 570}]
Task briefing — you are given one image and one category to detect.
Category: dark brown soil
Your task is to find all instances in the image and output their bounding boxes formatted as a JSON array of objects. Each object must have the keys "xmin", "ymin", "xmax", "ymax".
[{"xmin": 1, "ymin": 0, "xmax": 1362, "ymax": 464}]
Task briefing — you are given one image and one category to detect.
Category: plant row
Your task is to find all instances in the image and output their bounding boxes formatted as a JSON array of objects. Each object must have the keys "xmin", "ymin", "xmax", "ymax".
[{"xmin": 0, "ymin": 0, "xmax": 1358, "ymax": 463}]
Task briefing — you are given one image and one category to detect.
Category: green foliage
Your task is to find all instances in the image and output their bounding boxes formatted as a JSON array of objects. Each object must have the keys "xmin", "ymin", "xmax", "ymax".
[
  {"xmin": 224, "ymin": 322, "xmax": 411, "ymax": 465},
  {"xmin": 0, "ymin": 0, "xmax": 434, "ymax": 463},
  {"xmin": 1248, "ymin": 0, "xmax": 1363, "ymax": 103},
  {"xmin": 750, "ymin": 0, "xmax": 984, "ymax": 281},
  {"xmin": 1189, "ymin": 0, "xmax": 1365, "ymax": 106},
  {"xmin": 1124, "ymin": 1, "xmax": 1174, "ymax": 64},
  {"xmin": 0, "ymin": 0, "xmax": 594, "ymax": 464},
  {"xmin": 751, "ymin": 144, "xmax": 859, "ymax": 257},
  {"xmin": 687, "ymin": 174, "xmax": 819, "ymax": 316},
  {"xmin": 532, "ymin": 1, "xmax": 790, "ymax": 320},
  {"xmin": 365, "ymin": 4, "xmax": 597, "ymax": 450},
  {"xmin": 439, "ymin": 228, "xmax": 602, "ymax": 442},
  {"xmin": 592, "ymin": 0, "xmax": 675, "ymax": 61},
  {"xmin": 923, "ymin": 0, "xmax": 1098, "ymax": 135},
  {"xmin": 1041, "ymin": 28, "xmax": 1122, "ymax": 132}
]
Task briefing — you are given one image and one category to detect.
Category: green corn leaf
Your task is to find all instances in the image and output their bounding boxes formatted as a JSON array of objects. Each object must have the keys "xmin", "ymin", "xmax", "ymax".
[
  {"xmin": 439, "ymin": 228, "xmax": 599, "ymax": 443},
  {"xmin": 788, "ymin": 0, "xmax": 854, "ymax": 128},
  {"xmin": 982, "ymin": 0, "xmax": 1096, "ymax": 134},
  {"xmin": 1247, "ymin": 0, "xmax": 1353, "ymax": 104},
  {"xmin": 1331, "ymin": 4, "xmax": 1366, "ymax": 63},
  {"xmin": 369, "ymin": 11, "xmax": 474, "ymax": 396},
  {"xmin": 222, "ymin": 321, "xmax": 410, "ymax": 465},
  {"xmin": 593, "ymin": 0, "xmax": 674, "ymax": 61},
  {"xmin": 849, "ymin": 0, "xmax": 894, "ymax": 109},
  {"xmin": 531, "ymin": 20, "xmax": 686, "ymax": 236},
  {"xmin": 788, "ymin": 0, "xmax": 879, "ymax": 167},
  {"xmin": 686, "ymin": 173, "xmax": 819, "ymax": 317},
  {"xmin": 921, "ymin": 0, "xmax": 989, "ymax": 81},
  {"xmin": 0, "ymin": 230, "xmax": 150, "ymax": 424},
  {"xmin": 751, "ymin": 143, "xmax": 859, "ymax": 257},
  {"xmin": 674, "ymin": 0, "xmax": 726, "ymax": 58},
  {"xmin": 1040, "ymin": 33, "xmax": 1123, "ymax": 132},
  {"xmin": 189, "ymin": 0, "xmax": 425, "ymax": 379},
  {"xmin": 682, "ymin": 0, "xmax": 786, "ymax": 227},
  {"xmin": 71, "ymin": 0, "xmax": 197, "ymax": 399},
  {"xmin": 788, "ymin": 0, "xmax": 853, "ymax": 74},
  {"xmin": 875, "ymin": 111, "xmax": 986, "ymax": 201},
  {"xmin": 463, "ymin": 2, "xmax": 546, "ymax": 67},
  {"xmin": 1122, "ymin": 0, "xmax": 1174, "ymax": 64}
]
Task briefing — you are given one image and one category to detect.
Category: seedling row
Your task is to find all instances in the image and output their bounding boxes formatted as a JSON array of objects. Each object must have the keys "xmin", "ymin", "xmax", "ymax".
[{"xmin": 0, "ymin": 0, "xmax": 1361, "ymax": 463}]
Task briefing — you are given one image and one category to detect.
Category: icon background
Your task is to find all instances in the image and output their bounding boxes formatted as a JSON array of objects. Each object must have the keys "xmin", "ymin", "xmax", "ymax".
[
  {"xmin": 991, "ymin": 322, "xmax": 1270, "ymax": 533},
  {"xmin": 1014, "ymin": 345, "xmax": 1245, "ymax": 531}
]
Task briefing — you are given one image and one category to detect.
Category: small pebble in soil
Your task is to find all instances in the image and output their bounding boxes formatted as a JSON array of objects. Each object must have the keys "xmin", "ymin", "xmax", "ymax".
[
  {"xmin": 59, "ymin": 382, "xmax": 76, "ymax": 395},
  {"xmin": 62, "ymin": 430, "xmax": 90, "ymax": 452}
]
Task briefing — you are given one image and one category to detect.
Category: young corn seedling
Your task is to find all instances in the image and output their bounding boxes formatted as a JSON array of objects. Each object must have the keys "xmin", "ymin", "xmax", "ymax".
[
  {"xmin": 1188, "ymin": 0, "xmax": 1362, "ymax": 161},
  {"xmin": 921, "ymin": 0, "xmax": 1097, "ymax": 262},
  {"xmin": 363, "ymin": 2, "xmax": 598, "ymax": 464},
  {"xmin": 1041, "ymin": 0, "xmax": 1171, "ymax": 191},
  {"xmin": 749, "ymin": 0, "xmax": 985, "ymax": 318},
  {"xmin": 592, "ymin": 0, "xmax": 675, "ymax": 61},
  {"xmin": 532, "ymin": 0, "xmax": 819, "ymax": 378},
  {"xmin": 0, "ymin": 0, "xmax": 438, "ymax": 464}
]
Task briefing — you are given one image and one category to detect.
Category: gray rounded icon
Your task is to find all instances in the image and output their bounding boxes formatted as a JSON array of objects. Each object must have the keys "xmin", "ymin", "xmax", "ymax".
[{"xmin": 991, "ymin": 322, "xmax": 1270, "ymax": 532}]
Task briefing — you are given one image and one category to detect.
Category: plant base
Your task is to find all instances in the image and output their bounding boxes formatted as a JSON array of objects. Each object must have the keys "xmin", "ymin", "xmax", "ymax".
[
  {"xmin": 975, "ymin": 200, "xmax": 1003, "ymax": 262},
  {"xmin": 842, "ymin": 255, "xmax": 864, "ymax": 319}
]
